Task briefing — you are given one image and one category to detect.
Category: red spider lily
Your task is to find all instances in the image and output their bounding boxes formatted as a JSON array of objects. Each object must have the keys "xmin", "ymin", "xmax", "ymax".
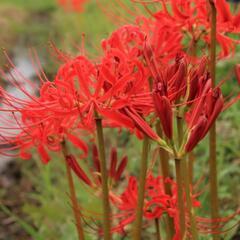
[
  {"xmin": 0, "ymin": 41, "xmax": 161, "ymax": 163},
  {"xmin": 99, "ymin": 0, "xmax": 183, "ymax": 62},
  {"xmin": 0, "ymin": 104, "xmax": 89, "ymax": 164},
  {"xmin": 53, "ymin": 32, "xmax": 156, "ymax": 134},
  {"xmin": 108, "ymin": 172, "xmax": 239, "ymax": 239},
  {"xmin": 0, "ymin": 54, "xmax": 90, "ymax": 163},
  {"xmin": 56, "ymin": 53, "xmax": 154, "ymax": 141},
  {"xmin": 109, "ymin": 173, "xmax": 201, "ymax": 239},
  {"xmin": 57, "ymin": 0, "xmax": 87, "ymax": 12},
  {"xmin": 132, "ymin": 0, "xmax": 240, "ymax": 58}
]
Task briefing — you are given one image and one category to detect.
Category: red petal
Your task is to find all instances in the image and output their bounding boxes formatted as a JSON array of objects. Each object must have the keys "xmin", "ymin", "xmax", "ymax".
[
  {"xmin": 115, "ymin": 156, "xmax": 127, "ymax": 182},
  {"xmin": 185, "ymin": 116, "xmax": 208, "ymax": 152},
  {"xmin": 66, "ymin": 154, "xmax": 92, "ymax": 186},
  {"xmin": 110, "ymin": 148, "xmax": 117, "ymax": 179},
  {"xmin": 67, "ymin": 133, "xmax": 88, "ymax": 157},
  {"xmin": 92, "ymin": 144, "xmax": 100, "ymax": 172},
  {"xmin": 100, "ymin": 108, "xmax": 134, "ymax": 129},
  {"xmin": 123, "ymin": 107, "xmax": 160, "ymax": 141},
  {"xmin": 215, "ymin": 0, "xmax": 232, "ymax": 22},
  {"xmin": 38, "ymin": 144, "xmax": 50, "ymax": 164}
]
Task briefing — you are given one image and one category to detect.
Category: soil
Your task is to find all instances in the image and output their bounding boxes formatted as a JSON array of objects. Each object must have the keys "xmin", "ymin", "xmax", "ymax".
[{"xmin": 0, "ymin": 161, "xmax": 34, "ymax": 240}]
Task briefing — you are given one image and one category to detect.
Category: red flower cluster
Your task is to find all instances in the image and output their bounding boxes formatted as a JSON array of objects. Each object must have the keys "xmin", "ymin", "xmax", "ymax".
[
  {"xmin": 108, "ymin": 172, "xmax": 239, "ymax": 239},
  {"xmin": 0, "ymin": 23, "xmax": 234, "ymax": 164},
  {"xmin": 125, "ymin": 0, "xmax": 240, "ymax": 58}
]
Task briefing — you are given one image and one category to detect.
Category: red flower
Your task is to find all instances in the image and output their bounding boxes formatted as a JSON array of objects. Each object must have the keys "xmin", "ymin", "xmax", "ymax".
[
  {"xmin": 108, "ymin": 172, "xmax": 238, "ymax": 239},
  {"xmin": 0, "ymin": 53, "xmax": 90, "ymax": 163},
  {"xmin": 132, "ymin": 0, "xmax": 240, "ymax": 58},
  {"xmin": 109, "ymin": 173, "xmax": 200, "ymax": 239}
]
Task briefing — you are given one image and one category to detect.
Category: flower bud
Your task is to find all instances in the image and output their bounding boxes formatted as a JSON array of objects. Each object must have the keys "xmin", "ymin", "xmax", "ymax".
[
  {"xmin": 185, "ymin": 115, "xmax": 207, "ymax": 152},
  {"xmin": 153, "ymin": 92, "xmax": 173, "ymax": 139},
  {"xmin": 66, "ymin": 154, "xmax": 92, "ymax": 186}
]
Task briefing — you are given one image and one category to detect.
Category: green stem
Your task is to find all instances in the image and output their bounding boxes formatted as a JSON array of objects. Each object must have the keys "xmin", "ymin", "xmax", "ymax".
[
  {"xmin": 95, "ymin": 115, "xmax": 111, "ymax": 240},
  {"xmin": 176, "ymin": 115, "xmax": 198, "ymax": 239},
  {"xmin": 62, "ymin": 141, "xmax": 85, "ymax": 240},
  {"xmin": 188, "ymin": 38, "xmax": 197, "ymax": 187},
  {"xmin": 188, "ymin": 152, "xmax": 195, "ymax": 185},
  {"xmin": 175, "ymin": 114, "xmax": 186, "ymax": 239},
  {"xmin": 182, "ymin": 158, "xmax": 198, "ymax": 239},
  {"xmin": 133, "ymin": 136, "xmax": 150, "ymax": 240},
  {"xmin": 155, "ymin": 218, "xmax": 161, "ymax": 240},
  {"xmin": 209, "ymin": 0, "xmax": 216, "ymax": 87},
  {"xmin": 174, "ymin": 158, "xmax": 185, "ymax": 239},
  {"xmin": 190, "ymin": 38, "xmax": 197, "ymax": 58},
  {"xmin": 208, "ymin": 2, "xmax": 220, "ymax": 240},
  {"xmin": 156, "ymin": 122, "xmax": 175, "ymax": 239}
]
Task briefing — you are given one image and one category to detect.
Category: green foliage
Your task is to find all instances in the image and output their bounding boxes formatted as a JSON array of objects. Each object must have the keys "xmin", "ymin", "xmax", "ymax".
[
  {"xmin": 21, "ymin": 153, "xmax": 103, "ymax": 240},
  {"xmin": 0, "ymin": 205, "xmax": 44, "ymax": 240},
  {"xmin": 0, "ymin": 0, "xmax": 56, "ymax": 11}
]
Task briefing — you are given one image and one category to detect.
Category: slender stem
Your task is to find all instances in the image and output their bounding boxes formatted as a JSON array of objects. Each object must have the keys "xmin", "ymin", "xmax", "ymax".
[
  {"xmin": 176, "ymin": 115, "xmax": 198, "ymax": 239},
  {"xmin": 133, "ymin": 136, "xmax": 150, "ymax": 240},
  {"xmin": 188, "ymin": 38, "xmax": 197, "ymax": 187},
  {"xmin": 175, "ymin": 114, "xmax": 186, "ymax": 239},
  {"xmin": 95, "ymin": 115, "xmax": 112, "ymax": 240},
  {"xmin": 188, "ymin": 152, "xmax": 195, "ymax": 184},
  {"xmin": 208, "ymin": 2, "xmax": 220, "ymax": 239},
  {"xmin": 156, "ymin": 122, "xmax": 175, "ymax": 239},
  {"xmin": 155, "ymin": 218, "xmax": 161, "ymax": 240},
  {"xmin": 209, "ymin": 0, "xmax": 216, "ymax": 86},
  {"xmin": 190, "ymin": 38, "xmax": 197, "ymax": 58},
  {"xmin": 174, "ymin": 158, "xmax": 185, "ymax": 239},
  {"xmin": 62, "ymin": 141, "xmax": 85, "ymax": 240},
  {"xmin": 182, "ymin": 158, "xmax": 198, "ymax": 239},
  {"xmin": 156, "ymin": 123, "xmax": 171, "ymax": 193}
]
